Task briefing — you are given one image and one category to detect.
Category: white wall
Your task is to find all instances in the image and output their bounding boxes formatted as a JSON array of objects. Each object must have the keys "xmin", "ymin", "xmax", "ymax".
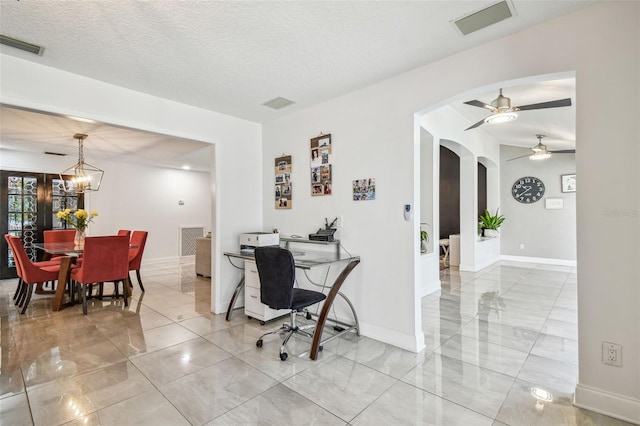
[
  {"xmin": 0, "ymin": 55, "xmax": 263, "ymax": 316},
  {"xmin": 263, "ymin": 2, "xmax": 640, "ymax": 422},
  {"xmin": 419, "ymin": 127, "xmax": 440, "ymax": 296},
  {"xmin": 262, "ymin": 99, "xmax": 423, "ymax": 351},
  {"xmin": 0, "ymin": 149, "xmax": 210, "ymax": 262},
  {"xmin": 500, "ymin": 145, "xmax": 577, "ymax": 262}
]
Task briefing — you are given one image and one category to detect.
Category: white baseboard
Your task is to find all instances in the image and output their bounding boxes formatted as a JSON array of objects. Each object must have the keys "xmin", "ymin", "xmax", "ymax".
[
  {"xmin": 574, "ymin": 384, "xmax": 640, "ymax": 424},
  {"xmin": 500, "ymin": 254, "xmax": 577, "ymax": 267},
  {"xmin": 360, "ymin": 321, "xmax": 425, "ymax": 353},
  {"xmin": 142, "ymin": 256, "xmax": 180, "ymax": 266},
  {"xmin": 459, "ymin": 258, "xmax": 499, "ymax": 272},
  {"xmin": 420, "ymin": 279, "xmax": 440, "ymax": 297},
  {"xmin": 141, "ymin": 255, "xmax": 196, "ymax": 266}
]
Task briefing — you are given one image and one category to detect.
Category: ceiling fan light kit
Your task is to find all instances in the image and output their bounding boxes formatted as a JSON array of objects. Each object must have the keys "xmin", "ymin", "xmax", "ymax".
[
  {"xmin": 530, "ymin": 152, "xmax": 551, "ymax": 160},
  {"xmin": 485, "ymin": 111, "xmax": 517, "ymax": 124},
  {"xmin": 463, "ymin": 88, "xmax": 572, "ymax": 131},
  {"xmin": 60, "ymin": 133, "xmax": 104, "ymax": 194},
  {"xmin": 508, "ymin": 134, "xmax": 576, "ymax": 162}
]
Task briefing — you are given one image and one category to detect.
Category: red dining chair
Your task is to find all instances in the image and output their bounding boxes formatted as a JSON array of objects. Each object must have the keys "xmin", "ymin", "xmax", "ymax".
[
  {"xmin": 70, "ymin": 235, "xmax": 129, "ymax": 315},
  {"xmin": 42, "ymin": 229, "xmax": 76, "ymax": 260},
  {"xmin": 95, "ymin": 230, "xmax": 132, "ymax": 299},
  {"xmin": 7, "ymin": 235, "xmax": 61, "ymax": 314},
  {"xmin": 4, "ymin": 234, "xmax": 25, "ymax": 303},
  {"xmin": 128, "ymin": 231, "xmax": 148, "ymax": 292},
  {"xmin": 5, "ymin": 234, "xmax": 62, "ymax": 304}
]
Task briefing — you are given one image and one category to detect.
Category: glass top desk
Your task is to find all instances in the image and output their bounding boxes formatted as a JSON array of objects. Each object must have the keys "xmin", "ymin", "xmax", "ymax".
[{"xmin": 224, "ymin": 237, "xmax": 360, "ymax": 360}]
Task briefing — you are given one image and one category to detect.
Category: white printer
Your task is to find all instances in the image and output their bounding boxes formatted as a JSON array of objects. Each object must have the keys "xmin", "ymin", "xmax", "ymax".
[{"xmin": 239, "ymin": 232, "xmax": 280, "ymax": 255}]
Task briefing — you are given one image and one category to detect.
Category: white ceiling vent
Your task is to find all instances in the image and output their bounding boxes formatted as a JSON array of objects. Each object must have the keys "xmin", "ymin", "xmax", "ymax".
[
  {"xmin": 452, "ymin": 1, "xmax": 515, "ymax": 36},
  {"xmin": 0, "ymin": 34, "xmax": 44, "ymax": 56},
  {"xmin": 262, "ymin": 97, "xmax": 295, "ymax": 110}
]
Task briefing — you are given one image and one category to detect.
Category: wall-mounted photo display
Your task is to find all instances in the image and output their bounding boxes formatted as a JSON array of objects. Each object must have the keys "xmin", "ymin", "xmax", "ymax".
[
  {"xmin": 310, "ymin": 134, "xmax": 332, "ymax": 196},
  {"xmin": 275, "ymin": 155, "xmax": 292, "ymax": 209},
  {"xmin": 353, "ymin": 178, "xmax": 375, "ymax": 201}
]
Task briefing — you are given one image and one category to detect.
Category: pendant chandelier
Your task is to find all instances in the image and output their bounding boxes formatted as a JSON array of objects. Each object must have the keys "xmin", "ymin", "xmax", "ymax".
[{"xmin": 60, "ymin": 133, "xmax": 104, "ymax": 193}]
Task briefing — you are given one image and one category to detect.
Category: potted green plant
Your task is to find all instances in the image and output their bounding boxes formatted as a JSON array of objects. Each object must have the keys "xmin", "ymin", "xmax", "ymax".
[
  {"xmin": 420, "ymin": 230, "xmax": 429, "ymax": 253},
  {"xmin": 478, "ymin": 208, "xmax": 505, "ymax": 238}
]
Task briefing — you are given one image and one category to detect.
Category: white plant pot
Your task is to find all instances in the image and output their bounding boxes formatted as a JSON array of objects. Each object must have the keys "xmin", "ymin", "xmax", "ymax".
[{"xmin": 483, "ymin": 229, "xmax": 500, "ymax": 238}]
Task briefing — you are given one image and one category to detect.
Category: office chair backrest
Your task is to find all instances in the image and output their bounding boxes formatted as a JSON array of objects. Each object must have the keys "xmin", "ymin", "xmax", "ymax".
[{"xmin": 254, "ymin": 246, "xmax": 296, "ymax": 310}]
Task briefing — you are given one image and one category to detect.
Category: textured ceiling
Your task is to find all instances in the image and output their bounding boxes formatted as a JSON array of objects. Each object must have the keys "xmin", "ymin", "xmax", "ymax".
[{"xmin": 0, "ymin": 1, "xmax": 589, "ymax": 169}]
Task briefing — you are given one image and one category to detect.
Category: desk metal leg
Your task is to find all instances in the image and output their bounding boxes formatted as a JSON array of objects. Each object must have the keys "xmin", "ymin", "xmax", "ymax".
[
  {"xmin": 225, "ymin": 275, "xmax": 245, "ymax": 321},
  {"xmin": 310, "ymin": 259, "xmax": 360, "ymax": 360},
  {"xmin": 337, "ymin": 291, "xmax": 360, "ymax": 336}
]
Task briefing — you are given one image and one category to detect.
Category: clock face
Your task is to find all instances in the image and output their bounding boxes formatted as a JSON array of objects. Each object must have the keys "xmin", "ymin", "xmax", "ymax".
[{"xmin": 512, "ymin": 176, "xmax": 545, "ymax": 203}]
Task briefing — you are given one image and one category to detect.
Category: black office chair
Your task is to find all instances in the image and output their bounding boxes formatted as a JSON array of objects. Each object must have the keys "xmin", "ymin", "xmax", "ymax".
[{"xmin": 254, "ymin": 246, "xmax": 327, "ymax": 361}]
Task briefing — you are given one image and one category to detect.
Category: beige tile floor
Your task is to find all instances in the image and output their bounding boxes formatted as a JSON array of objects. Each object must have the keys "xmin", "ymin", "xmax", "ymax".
[{"xmin": 0, "ymin": 260, "xmax": 634, "ymax": 425}]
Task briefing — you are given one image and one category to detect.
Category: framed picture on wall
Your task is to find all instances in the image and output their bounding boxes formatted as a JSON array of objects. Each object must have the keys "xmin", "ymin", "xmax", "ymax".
[
  {"xmin": 561, "ymin": 174, "xmax": 576, "ymax": 193},
  {"xmin": 310, "ymin": 133, "xmax": 332, "ymax": 196},
  {"xmin": 275, "ymin": 155, "xmax": 292, "ymax": 209}
]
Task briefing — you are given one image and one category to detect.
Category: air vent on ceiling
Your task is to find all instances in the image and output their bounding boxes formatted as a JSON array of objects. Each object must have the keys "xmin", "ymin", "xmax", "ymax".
[
  {"xmin": 452, "ymin": 1, "xmax": 514, "ymax": 36},
  {"xmin": 262, "ymin": 97, "xmax": 295, "ymax": 110},
  {"xmin": 44, "ymin": 151, "xmax": 68, "ymax": 156},
  {"xmin": 0, "ymin": 34, "xmax": 44, "ymax": 56}
]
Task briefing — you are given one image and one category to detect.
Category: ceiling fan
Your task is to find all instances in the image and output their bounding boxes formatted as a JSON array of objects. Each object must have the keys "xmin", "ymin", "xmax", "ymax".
[
  {"xmin": 463, "ymin": 88, "xmax": 572, "ymax": 131},
  {"xmin": 508, "ymin": 134, "xmax": 576, "ymax": 161}
]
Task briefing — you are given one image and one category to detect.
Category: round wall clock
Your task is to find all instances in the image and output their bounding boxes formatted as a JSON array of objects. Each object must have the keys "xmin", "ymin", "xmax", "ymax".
[{"xmin": 512, "ymin": 176, "xmax": 545, "ymax": 203}]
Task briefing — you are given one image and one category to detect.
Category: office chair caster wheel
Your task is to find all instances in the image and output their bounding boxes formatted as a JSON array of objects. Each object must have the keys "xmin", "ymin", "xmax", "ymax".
[
  {"xmin": 260, "ymin": 320, "xmax": 266, "ymax": 326},
  {"xmin": 319, "ymin": 345, "xmax": 323, "ymax": 352},
  {"xmin": 256, "ymin": 339, "xmax": 263, "ymax": 348},
  {"xmin": 306, "ymin": 312, "xmax": 312, "ymax": 320},
  {"xmin": 247, "ymin": 316, "xmax": 253, "ymax": 320},
  {"xmin": 280, "ymin": 352, "xmax": 288, "ymax": 361}
]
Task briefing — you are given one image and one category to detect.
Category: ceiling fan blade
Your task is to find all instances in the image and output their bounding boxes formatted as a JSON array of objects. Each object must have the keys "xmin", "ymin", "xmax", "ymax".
[
  {"xmin": 464, "ymin": 100, "xmax": 494, "ymax": 111},
  {"xmin": 549, "ymin": 149, "xmax": 576, "ymax": 154},
  {"xmin": 514, "ymin": 98, "xmax": 572, "ymax": 111},
  {"xmin": 508, "ymin": 154, "xmax": 532, "ymax": 161},
  {"xmin": 465, "ymin": 117, "xmax": 487, "ymax": 131}
]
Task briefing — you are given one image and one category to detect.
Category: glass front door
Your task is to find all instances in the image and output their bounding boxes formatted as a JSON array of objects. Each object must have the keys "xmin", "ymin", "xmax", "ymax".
[{"xmin": 0, "ymin": 171, "xmax": 82, "ymax": 279}]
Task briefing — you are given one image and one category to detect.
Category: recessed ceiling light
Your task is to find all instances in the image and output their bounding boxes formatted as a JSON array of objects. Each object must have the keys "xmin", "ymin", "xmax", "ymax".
[
  {"xmin": 182, "ymin": 165, "xmax": 191, "ymax": 170},
  {"xmin": 262, "ymin": 97, "xmax": 295, "ymax": 110}
]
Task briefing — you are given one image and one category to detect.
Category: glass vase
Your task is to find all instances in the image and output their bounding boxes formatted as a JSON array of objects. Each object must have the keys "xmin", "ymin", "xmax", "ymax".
[{"xmin": 74, "ymin": 229, "xmax": 86, "ymax": 248}]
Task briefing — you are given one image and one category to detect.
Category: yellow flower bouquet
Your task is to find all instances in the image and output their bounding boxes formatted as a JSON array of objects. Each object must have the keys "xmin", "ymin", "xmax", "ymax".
[{"xmin": 56, "ymin": 208, "xmax": 98, "ymax": 231}]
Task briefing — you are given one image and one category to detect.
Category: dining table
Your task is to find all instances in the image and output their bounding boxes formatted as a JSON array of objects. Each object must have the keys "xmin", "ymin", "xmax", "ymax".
[{"xmin": 33, "ymin": 241, "xmax": 134, "ymax": 311}]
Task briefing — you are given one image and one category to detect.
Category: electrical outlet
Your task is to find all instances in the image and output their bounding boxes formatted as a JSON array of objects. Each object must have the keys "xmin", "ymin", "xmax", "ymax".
[
  {"xmin": 602, "ymin": 342, "xmax": 622, "ymax": 367},
  {"xmin": 336, "ymin": 216, "xmax": 343, "ymax": 228}
]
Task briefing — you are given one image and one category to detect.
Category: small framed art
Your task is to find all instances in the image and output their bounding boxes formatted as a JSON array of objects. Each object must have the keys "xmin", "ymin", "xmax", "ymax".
[
  {"xmin": 545, "ymin": 198, "xmax": 564, "ymax": 209},
  {"xmin": 561, "ymin": 174, "xmax": 576, "ymax": 193}
]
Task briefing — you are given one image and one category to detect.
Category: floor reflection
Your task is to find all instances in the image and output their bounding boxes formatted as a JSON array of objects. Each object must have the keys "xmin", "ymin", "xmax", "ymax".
[{"xmin": 0, "ymin": 261, "xmax": 634, "ymax": 425}]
